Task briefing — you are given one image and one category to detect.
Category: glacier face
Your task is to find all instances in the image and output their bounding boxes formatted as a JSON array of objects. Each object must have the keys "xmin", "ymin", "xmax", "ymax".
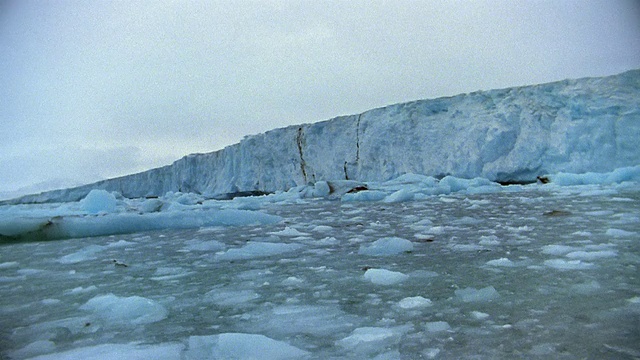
[{"xmin": 11, "ymin": 70, "xmax": 640, "ymax": 203}]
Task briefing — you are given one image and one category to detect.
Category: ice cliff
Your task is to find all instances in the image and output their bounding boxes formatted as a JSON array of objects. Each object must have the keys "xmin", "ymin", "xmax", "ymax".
[{"xmin": 10, "ymin": 69, "xmax": 640, "ymax": 203}]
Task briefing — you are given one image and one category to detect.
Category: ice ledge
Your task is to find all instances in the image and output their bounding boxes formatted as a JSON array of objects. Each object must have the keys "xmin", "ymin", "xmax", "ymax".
[{"xmin": 5, "ymin": 69, "xmax": 640, "ymax": 204}]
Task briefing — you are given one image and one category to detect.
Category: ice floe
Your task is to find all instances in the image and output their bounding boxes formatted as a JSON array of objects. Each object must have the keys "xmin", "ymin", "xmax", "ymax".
[
  {"xmin": 455, "ymin": 286, "xmax": 500, "ymax": 302},
  {"xmin": 358, "ymin": 237, "xmax": 414, "ymax": 256},
  {"xmin": 185, "ymin": 333, "xmax": 309, "ymax": 360},
  {"xmin": 80, "ymin": 293, "xmax": 168, "ymax": 326},
  {"xmin": 364, "ymin": 268, "xmax": 409, "ymax": 285}
]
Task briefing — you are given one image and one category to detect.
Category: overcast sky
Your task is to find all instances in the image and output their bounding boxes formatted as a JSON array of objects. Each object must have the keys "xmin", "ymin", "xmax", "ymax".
[{"xmin": 1, "ymin": 0, "xmax": 639, "ymax": 195}]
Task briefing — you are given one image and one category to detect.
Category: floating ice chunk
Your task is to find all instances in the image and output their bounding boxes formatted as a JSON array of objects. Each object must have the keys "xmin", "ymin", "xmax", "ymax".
[
  {"xmin": 312, "ymin": 181, "xmax": 331, "ymax": 197},
  {"xmin": 530, "ymin": 343, "xmax": 556, "ymax": 356},
  {"xmin": 183, "ymin": 239, "xmax": 225, "ymax": 252},
  {"xmin": 139, "ymin": 198, "xmax": 164, "ymax": 213},
  {"xmin": 150, "ymin": 267, "xmax": 194, "ymax": 281},
  {"xmin": 359, "ymin": 237, "xmax": 413, "ymax": 256},
  {"xmin": 486, "ymin": 258, "xmax": 516, "ymax": 267},
  {"xmin": 41, "ymin": 298, "xmax": 61, "ymax": 305},
  {"xmin": 153, "ymin": 267, "xmax": 185, "ymax": 276},
  {"xmin": 26, "ymin": 342, "xmax": 184, "ymax": 360},
  {"xmin": 508, "ymin": 225, "xmax": 533, "ymax": 232},
  {"xmin": 185, "ymin": 333, "xmax": 309, "ymax": 360},
  {"xmin": 316, "ymin": 236, "xmax": 339, "ymax": 245},
  {"xmin": 215, "ymin": 242, "xmax": 303, "ymax": 261},
  {"xmin": 364, "ymin": 268, "xmax": 409, "ymax": 285},
  {"xmin": 204, "ymin": 289, "xmax": 260, "ymax": 306},
  {"xmin": 312, "ymin": 225, "xmax": 333, "ymax": 232},
  {"xmin": 565, "ymin": 250, "xmax": 617, "ymax": 260},
  {"xmin": 81, "ymin": 190, "xmax": 117, "ymax": 214},
  {"xmin": 1, "ymin": 209, "xmax": 282, "ymax": 241},
  {"xmin": 570, "ymin": 280, "xmax": 602, "ymax": 294},
  {"xmin": 548, "ymin": 165, "xmax": 640, "ymax": 185},
  {"xmin": 586, "ymin": 243, "xmax": 616, "ymax": 251},
  {"xmin": 388, "ymin": 173, "xmax": 438, "ymax": 185},
  {"xmin": 342, "ymin": 190, "xmax": 388, "ymax": 202},
  {"xmin": 413, "ymin": 218, "xmax": 434, "ymax": 227},
  {"xmin": 281, "ymin": 276, "xmax": 305, "ymax": 286},
  {"xmin": 0, "ymin": 261, "xmax": 19, "ymax": 269},
  {"xmin": 479, "ymin": 235, "xmax": 500, "ymax": 246},
  {"xmin": 383, "ymin": 188, "xmax": 414, "ymax": 203},
  {"xmin": 80, "ymin": 293, "xmax": 168, "ymax": 326},
  {"xmin": 107, "ymin": 239, "xmax": 134, "ymax": 248},
  {"xmin": 470, "ymin": 311, "xmax": 490, "ymax": 320},
  {"xmin": 269, "ymin": 227, "xmax": 309, "ymax": 236},
  {"xmin": 150, "ymin": 272, "xmax": 194, "ymax": 281},
  {"xmin": 585, "ymin": 210, "xmax": 615, "ymax": 216},
  {"xmin": 371, "ymin": 350, "xmax": 402, "ymax": 360},
  {"xmin": 613, "ymin": 213, "xmax": 640, "ymax": 225},
  {"xmin": 262, "ymin": 305, "xmax": 355, "ymax": 337},
  {"xmin": 17, "ymin": 268, "xmax": 43, "ymax": 275},
  {"xmin": 66, "ymin": 285, "xmax": 98, "ymax": 294},
  {"xmin": 423, "ymin": 348, "xmax": 441, "ymax": 359},
  {"xmin": 449, "ymin": 244, "xmax": 485, "ymax": 252},
  {"xmin": 236, "ymin": 268, "xmax": 273, "ymax": 280},
  {"xmin": 438, "ymin": 176, "xmax": 499, "ymax": 193},
  {"xmin": 541, "ymin": 244, "xmax": 576, "ymax": 255},
  {"xmin": 397, "ymin": 296, "xmax": 432, "ymax": 309},
  {"xmin": 0, "ymin": 216, "xmax": 57, "ymax": 239},
  {"xmin": 427, "ymin": 226, "xmax": 448, "ymax": 235},
  {"xmin": 408, "ymin": 270, "xmax": 439, "ymax": 278},
  {"xmin": 9, "ymin": 339, "xmax": 56, "ymax": 359},
  {"xmin": 628, "ymin": 296, "xmax": 640, "ymax": 304},
  {"xmin": 336, "ymin": 326, "xmax": 410, "ymax": 354},
  {"xmin": 58, "ymin": 245, "xmax": 105, "ymax": 264},
  {"xmin": 0, "ymin": 275, "xmax": 26, "ymax": 282},
  {"xmin": 455, "ymin": 286, "xmax": 500, "ymax": 302},
  {"xmin": 452, "ymin": 216, "xmax": 483, "ymax": 225},
  {"xmin": 175, "ymin": 193, "xmax": 203, "ymax": 205},
  {"xmin": 425, "ymin": 321, "xmax": 451, "ymax": 332},
  {"xmin": 338, "ymin": 327, "xmax": 396, "ymax": 345},
  {"xmin": 606, "ymin": 228, "xmax": 635, "ymax": 237},
  {"xmin": 544, "ymin": 259, "xmax": 595, "ymax": 270},
  {"xmin": 571, "ymin": 231, "xmax": 592, "ymax": 237}
]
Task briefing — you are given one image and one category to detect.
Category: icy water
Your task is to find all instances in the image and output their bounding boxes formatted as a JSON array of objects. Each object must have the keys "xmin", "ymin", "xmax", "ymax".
[{"xmin": 1, "ymin": 187, "xmax": 639, "ymax": 359}]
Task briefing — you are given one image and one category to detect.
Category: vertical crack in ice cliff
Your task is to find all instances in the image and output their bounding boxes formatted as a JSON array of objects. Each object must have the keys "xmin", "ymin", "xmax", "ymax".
[
  {"xmin": 296, "ymin": 126, "xmax": 308, "ymax": 183},
  {"xmin": 344, "ymin": 114, "xmax": 363, "ymax": 180},
  {"xmin": 356, "ymin": 114, "xmax": 362, "ymax": 164}
]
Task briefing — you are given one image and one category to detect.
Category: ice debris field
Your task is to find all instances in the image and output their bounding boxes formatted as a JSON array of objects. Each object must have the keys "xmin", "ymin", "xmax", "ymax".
[{"xmin": 0, "ymin": 167, "xmax": 639, "ymax": 359}]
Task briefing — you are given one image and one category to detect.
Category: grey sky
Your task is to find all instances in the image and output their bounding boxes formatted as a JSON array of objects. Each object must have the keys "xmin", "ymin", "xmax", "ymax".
[{"xmin": 1, "ymin": 0, "xmax": 639, "ymax": 194}]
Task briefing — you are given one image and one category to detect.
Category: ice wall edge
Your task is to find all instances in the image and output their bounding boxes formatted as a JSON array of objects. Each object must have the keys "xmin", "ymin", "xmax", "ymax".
[{"xmin": 6, "ymin": 69, "xmax": 640, "ymax": 204}]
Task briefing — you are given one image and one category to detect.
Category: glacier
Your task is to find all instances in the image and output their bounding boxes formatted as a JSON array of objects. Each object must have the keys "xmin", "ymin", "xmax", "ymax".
[{"xmin": 5, "ymin": 69, "xmax": 640, "ymax": 204}]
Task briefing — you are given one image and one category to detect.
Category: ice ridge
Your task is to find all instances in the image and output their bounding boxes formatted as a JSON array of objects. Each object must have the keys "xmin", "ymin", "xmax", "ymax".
[{"xmin": 8, "ymin": 69, "xmax": 640, "ymax": 203}]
